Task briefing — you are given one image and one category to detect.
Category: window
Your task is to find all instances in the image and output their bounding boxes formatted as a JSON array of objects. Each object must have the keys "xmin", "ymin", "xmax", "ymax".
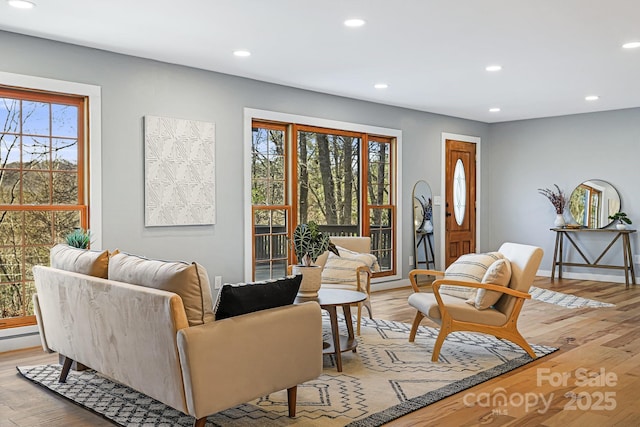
[
  {"xmin": 251, "ymin": 123, "xmax": 289, "ymax": 280},
  {"xmin": 0, "ymin": 86, "xmax": 87, "ymax": 329},
  {"xmin": 366, "ymin": 136, "xmax": 395, "ymax": 272},
  {"xmin": 295, "ymin": 126, "xmax": 361, "ymax": 231},
  {"xmin": 250, "ymin": 118, "xmax": 397, "ymax": 281}
]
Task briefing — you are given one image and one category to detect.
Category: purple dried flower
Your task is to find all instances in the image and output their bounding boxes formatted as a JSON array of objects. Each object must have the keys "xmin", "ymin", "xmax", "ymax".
[{"xmin": 538, "ymin": 184, "xmax": 566, "ymax": 214}]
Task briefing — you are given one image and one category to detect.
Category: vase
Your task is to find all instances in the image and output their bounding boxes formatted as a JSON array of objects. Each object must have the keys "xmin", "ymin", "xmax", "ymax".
[
  {"xmin": 554, "ymin": 214, "xmax": 566, "ymax": 227},
  {"xmin": 291, "ymin": 265, "xmax": 322, "ymax": 298},
  {"xmin": 616, "ymin": 223, "xmax": 627, "ymax": 230}
]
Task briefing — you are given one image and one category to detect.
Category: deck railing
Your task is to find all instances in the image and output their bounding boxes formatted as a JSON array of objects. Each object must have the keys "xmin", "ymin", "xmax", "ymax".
[{"xmin": 254, "ymin": 224, "xmax": 392, "ymax": 269}]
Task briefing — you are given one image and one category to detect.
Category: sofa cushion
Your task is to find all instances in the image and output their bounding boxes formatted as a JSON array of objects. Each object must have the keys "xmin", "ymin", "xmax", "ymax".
[
  {"xmin": 439, "ymin": 252, "xmax": 504, "ymax": 299},
  {"xmin": 214, "ymin": 275, "xmax": 302, "ymax": 320},
  {"xmin": 108, "ymin": 252, "xmax": 214, "ymax": 326},
  {"xmin": 50, "ymin": 244, "xmax": 110, "ymax": 279},
  {"xmin": 465, "ymin": 258, "xmax": 512, "ymax": 309},
  {"xmin": 321, "ymin": 246, "xmax": 379, "ymax": 287}
]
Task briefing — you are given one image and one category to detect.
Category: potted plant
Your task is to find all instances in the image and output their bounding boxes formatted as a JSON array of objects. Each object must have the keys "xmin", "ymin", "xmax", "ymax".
[
  {"xmin": 65, "ymin": 228, "xmax": 91, "ymax": 249},
  {"xmin": 291, "ymin": 222, "xmax": 339, "ymax": 298},
  {"xmin": 538, "ymin": 184, "xmax": 567, "ymax": 227},
  {"xmin": 608, "ymin": 212, "xmax": 632, "ymax": 230}
]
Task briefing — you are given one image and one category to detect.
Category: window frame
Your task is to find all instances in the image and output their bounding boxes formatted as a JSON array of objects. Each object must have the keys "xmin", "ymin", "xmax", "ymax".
[
  {"xmin": 364, "ymin": 135, "xmax": 397, "ymax": 277},
  {"xmin": 244, "ymin": 108, "xmax": 402, "ymax": 285},
  {"xmin": 291, "ymin": 123, "xmax": 364, "ymax": 240},
  {"xmin": 0, "ymin": 71, "xmax": 101, "ymax": 336},
  {"xmin": 0, "ymin": 86, "xmax": 87, "ymax": 328}
]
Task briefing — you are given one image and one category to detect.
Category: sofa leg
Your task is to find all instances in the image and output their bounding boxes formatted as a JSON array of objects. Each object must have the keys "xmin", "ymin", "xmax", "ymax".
[
  {"xmin": 58, "ymin": 353, "xmax": 88, "ymax": 371},
  {"xmin": 193, "ymin": 417, "xmax": 207, "ymax": 427},
  {"xmin": 59, "ymin": 356, "xmax": 73, "ymax": 383},
  {"xmin": 287, "ymin": 386, "xmax": 297, "ymax": 417}
]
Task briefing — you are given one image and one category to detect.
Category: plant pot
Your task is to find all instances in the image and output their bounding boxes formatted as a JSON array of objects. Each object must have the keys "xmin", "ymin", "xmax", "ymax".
[
  {"xmin": 616, "ymin": 223, "xmax": 627, "ymax": 230},
  {"xmin": 292, "ymin": 265, "xmax": 322, "ymax": 298}
]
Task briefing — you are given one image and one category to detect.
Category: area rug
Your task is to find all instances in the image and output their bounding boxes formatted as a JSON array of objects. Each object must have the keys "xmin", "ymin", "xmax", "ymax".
[
  {"xmin": 18, "ymin": 316, "xmax": 556, "ymax": 427},
  {"xmin": 529, "ymin": 286, "xmax": 615, "ymax": 308}
]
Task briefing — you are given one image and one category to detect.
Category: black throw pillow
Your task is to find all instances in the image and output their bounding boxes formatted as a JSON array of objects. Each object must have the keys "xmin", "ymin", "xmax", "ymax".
[{"xmin": 214, "ymin": 275, "xmax": 302, "ymax": 320}]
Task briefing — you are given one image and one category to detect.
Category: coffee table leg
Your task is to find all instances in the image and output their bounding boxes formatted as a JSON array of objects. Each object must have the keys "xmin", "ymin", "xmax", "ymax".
[
  {"xmin": 327, "ymin": 306, "xmax": 342, "ymax": 372},
  {"xmin": 342, "ymin": 304, "xmax": 357, "ymax": 352}
]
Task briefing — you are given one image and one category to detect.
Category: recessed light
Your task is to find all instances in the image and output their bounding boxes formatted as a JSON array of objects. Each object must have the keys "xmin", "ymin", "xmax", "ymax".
[
  {"xmin": 233, "ymin": 50, "xmax": 251, "ymax": 57},
  {"xmin": 485, "ymin": 65, "xmax": 502, "ymax": 72},
  {"xmin": 585, "ymin": 95, "xmax": 599, "ymax": 101},
  {"xmin": 622, "ymin": 41, "xmax": 640, "ymax": 49},
  {"xmin": 489, "ymin": 107, "xmax": 501, "ymax": 112},
  {"xmin": 7, "ymin": 0, "xmax": 35, "ymax": 9},
  {"xmin": 374, "ymin": 83, "xmax": 388, "ymax": 89},
  {"xmin": 344, "ymin": 18, "xmax": 366, "ymax": 27}
]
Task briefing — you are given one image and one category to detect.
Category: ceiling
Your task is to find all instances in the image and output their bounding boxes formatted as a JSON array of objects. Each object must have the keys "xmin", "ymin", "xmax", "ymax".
[{"xmin": 2, "ymin": 0, "xmax": 639, "ymax": 123}]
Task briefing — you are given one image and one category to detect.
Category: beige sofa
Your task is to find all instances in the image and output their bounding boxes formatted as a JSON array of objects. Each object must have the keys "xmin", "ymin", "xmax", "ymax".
[{"xmin": 33, "ymin": 246, "xmax": 322, "ymax": 427}]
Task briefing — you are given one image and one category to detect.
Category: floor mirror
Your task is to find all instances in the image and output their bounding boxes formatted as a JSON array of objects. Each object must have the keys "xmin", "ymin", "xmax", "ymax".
[{"xmin": 413, "ymin": 180, "xmax": 435, "ymax": 269}]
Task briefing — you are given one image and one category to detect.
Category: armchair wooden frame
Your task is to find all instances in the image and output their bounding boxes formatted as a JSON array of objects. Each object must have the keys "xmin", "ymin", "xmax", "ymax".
[
  {"xmin": 354, "ymin": 265, "xmax": 373, "ymax": 335},
  {"xmin": 408, "ymin": 269, "xmax": 536, "ymax": 363}
]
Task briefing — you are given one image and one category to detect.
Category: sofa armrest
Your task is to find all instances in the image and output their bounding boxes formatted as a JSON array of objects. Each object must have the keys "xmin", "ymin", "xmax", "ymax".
[{"xmin": 177, "ymin": 301, "xmax": 323, "ymax": 419}]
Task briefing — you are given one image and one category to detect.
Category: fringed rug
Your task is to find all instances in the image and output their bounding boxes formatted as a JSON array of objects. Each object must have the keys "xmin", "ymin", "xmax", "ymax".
[
  {"xmin": 529, "ymin": 286, "xmax": 615, "ymax": 308},
  {"xmin": 18, "ymin": 316, "xmax": 556, "ymax": 427}
]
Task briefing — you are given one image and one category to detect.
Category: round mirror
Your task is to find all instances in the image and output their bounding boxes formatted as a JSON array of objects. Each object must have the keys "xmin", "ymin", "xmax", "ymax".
[
  {"xmin": 568, "ymin": 179, "xmax": 621, "ymax": 228},
  {"xmin": 412, "ymin": 180, "xmax": 435, "ymax": 269}
]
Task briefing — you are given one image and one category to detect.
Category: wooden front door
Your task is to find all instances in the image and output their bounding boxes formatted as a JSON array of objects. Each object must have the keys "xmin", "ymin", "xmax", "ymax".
[{"xmin": 445, "ymin": 139, "xmax": 476, "ymax": 267}]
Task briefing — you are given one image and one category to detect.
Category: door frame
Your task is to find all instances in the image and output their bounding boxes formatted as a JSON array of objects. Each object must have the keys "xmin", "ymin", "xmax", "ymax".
[{"xmin": 440, "ymin": 132, "xmax": 481, "ymax": 268}]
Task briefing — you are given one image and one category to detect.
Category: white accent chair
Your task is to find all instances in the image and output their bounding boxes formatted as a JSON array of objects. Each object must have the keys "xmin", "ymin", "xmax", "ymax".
[
  {"xmin": 407, "ymin": 242, "xmax": 543, "ymax": 362},
  {"xmin": 316, "ymin": 236, "xmax": 375, "ymax": 335}
]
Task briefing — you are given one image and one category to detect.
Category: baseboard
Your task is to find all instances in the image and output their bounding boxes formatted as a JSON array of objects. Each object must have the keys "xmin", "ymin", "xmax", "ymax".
[
  {"xmin": 536, "ymin": 269, "xmax": 637, "ymax": 284},
  {"xmin": 373, "ymin": 271, "xmax": 637, "ymax": 292},
  {"xmin": 371, "ymin": 278, "xmax": 411, "ymax": 292},
  {"xmin": 0, "ymin": 325, "xmax": 41, "ymax": 353}
]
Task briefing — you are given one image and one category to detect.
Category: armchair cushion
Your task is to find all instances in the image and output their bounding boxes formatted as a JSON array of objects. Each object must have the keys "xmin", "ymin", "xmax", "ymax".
[
  {"xmin": 439, "ymin": 252, "xmax": 504, "ymax": 299},
  {"xmin": 408, "ymin": 292, "xmax": 507, "ymax": 326},
  {"xmin": 466, "ymin": 258, "xmax": 512, "ymax": 309},
  {"xmin": 321, "ymin": 246, "xmax": 379, "ymax": 287},
  {"xmin": 50, "ymin": 244, "xmax": 110, "ymax": 279},
  {"xmin": 214, "ymin": 275, "xmax": 302, "ymax": 320}
]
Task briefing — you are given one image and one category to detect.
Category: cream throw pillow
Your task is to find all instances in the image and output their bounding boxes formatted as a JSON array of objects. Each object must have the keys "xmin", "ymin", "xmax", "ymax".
[
  {"xmin": 321, "ymin": 246, "xmax": 380, "ymax": 287},
  {"xmin": 465, "ymin": 258, "xmax": 512, "ymax": 309},
  {"xmin": 108, "ymin": 252, "xmax": 214, "ymax": 326},
  {"xmin": 439, "ymin": 252, "xmax": 504, "ymax": 299},
  {"xmin": 50, "ymin": 244, "xmax": 110, "ymax": 279}
]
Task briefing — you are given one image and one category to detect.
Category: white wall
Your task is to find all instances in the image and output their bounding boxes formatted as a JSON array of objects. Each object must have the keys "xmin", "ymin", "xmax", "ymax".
[
  {"xmin": 2, "ymin": 29, "xmax": 639, "ymax": 349},
  {"xmin": 0, "ymin": 30, "xmax": 488, "ymax": 286},
  {"xmin": 486, "ymin": 108, "xmax": 640, "ymax": 281},
  {"xmin": 3, "ymin": 29, "xmax": 638, "ymax": 288}
]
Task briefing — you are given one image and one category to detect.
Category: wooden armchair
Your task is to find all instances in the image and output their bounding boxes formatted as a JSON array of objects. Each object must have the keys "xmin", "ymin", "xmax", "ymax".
[{"xmin": 407, "ymin": 242, "xmax": 543, "ymax": 362}]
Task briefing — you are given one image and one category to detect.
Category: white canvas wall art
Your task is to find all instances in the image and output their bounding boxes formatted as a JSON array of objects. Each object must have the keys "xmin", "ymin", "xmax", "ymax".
[{"xmin": 144, "ymin": 115, "xmax": 215, "ymax": 226}]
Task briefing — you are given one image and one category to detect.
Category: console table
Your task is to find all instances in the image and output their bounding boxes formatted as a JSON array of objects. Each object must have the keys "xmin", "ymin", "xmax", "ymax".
[{"xmin": 550, "ymin": 228, "xmax": 636, "ymax": 288}]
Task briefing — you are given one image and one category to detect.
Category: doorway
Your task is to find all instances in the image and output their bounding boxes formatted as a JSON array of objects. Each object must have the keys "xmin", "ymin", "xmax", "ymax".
[{"xmin": 443, "ymin": 136, "xmax": 479, "ymax": 267}]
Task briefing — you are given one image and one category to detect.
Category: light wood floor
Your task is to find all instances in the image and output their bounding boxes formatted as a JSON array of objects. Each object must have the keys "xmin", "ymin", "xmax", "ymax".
[{"xmin": 2, "ymin": 277, "xmax": 638, "ymax": 426}]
